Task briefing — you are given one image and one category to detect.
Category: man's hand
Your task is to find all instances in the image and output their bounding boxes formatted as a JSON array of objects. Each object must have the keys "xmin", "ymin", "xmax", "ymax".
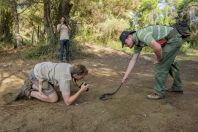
[
  {"xmin": 122, "ymin": 75, "xmax": 128, "ymax": 84},
  {"xmin": 153, "ymin": 54, "xmax": 160, "ymax": 64},
  {"xmin": 153, "ymin": 59, "xmax": 160, "ymax": 64},
  {"xmin": 80, "ymin": 82, "xmax": 89, "ymax": 92},
  {"xmin": 121, "ymin": 53, "xmax": 140, "ymax": 84}
]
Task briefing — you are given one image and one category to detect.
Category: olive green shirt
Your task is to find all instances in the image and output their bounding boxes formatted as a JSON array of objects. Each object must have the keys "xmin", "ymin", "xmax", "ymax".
[{"xmin": 133, "ymin": 25, "xmax": 173, "ymax": 53}]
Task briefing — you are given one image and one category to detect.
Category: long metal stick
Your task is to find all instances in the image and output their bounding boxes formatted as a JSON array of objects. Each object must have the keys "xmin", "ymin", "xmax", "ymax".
[
  {"xmin": 109, "ymin": 83, "xmax": 123, "ymax": 95},
  {"xmin": 99, "ymin": 83, "xmax": 123, "ymax": 100}
]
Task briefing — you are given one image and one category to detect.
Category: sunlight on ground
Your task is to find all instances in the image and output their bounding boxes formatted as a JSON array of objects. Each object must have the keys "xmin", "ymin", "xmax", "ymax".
[
  {"xmin": 135, "ymin": 73, "xmax": 153, "ymax": 77},
  {"xmin": 191, "ymin": 81, "xmax": 198, "ymax": 86},
  {"xmin": 84, "ymin": 43, "xmax": 127, "ymax": 57},
  {"xmin": 186, "ymin": 49, "xmax": 198, "ymax": 56},
  {"xmin": 92, "ymin": 67, "xmax": 118, "ymax": 77},
  {"xmin": 0, "ymin": 74, "xmax": 23, "ymax": 92}
]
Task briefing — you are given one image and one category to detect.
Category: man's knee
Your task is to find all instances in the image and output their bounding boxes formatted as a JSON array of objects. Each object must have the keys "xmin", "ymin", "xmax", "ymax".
[{"xmin": 48, "ymin": 93, "xmax": 58, "ymax": 103}]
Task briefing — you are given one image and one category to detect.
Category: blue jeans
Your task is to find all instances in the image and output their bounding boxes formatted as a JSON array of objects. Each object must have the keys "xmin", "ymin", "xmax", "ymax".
[{"xmin": 59, "ymin": 39, "xmax": 71, "ymax": 62}]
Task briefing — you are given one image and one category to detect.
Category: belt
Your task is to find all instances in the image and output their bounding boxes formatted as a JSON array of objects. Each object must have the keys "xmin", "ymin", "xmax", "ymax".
[
  {"xmin": 165, "ymin": 28, "xmax": 179, "ymax": 41},
  {"xmin": 157, "ymin": 28, "xmax": 180, "ymax": 47}
]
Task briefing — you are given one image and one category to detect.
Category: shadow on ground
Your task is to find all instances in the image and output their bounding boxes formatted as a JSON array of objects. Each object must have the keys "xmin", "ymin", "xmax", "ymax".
[{"xmin": 0, "ymin": 44, "xmax": 198, "ymax": 132}]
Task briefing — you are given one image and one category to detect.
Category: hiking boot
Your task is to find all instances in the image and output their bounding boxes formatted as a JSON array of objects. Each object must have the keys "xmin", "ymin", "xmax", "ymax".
[
  {"xmin": 147, "ymin": 93, "xmax": 165, "ymax": 100},
  {"xmin": 13, "ymin": 88, "xmax": 24, "ymax": 101},
  {"xmin": 14, "ymin": 79, "xmax": 33, "ymax": 101},
  {"xmin": 14, "ymin": 85, "xmax": 33, "ymax": 101},
  {"xmin": 23, "ymin": 85, "xmax": 33, "ymax": 99}
]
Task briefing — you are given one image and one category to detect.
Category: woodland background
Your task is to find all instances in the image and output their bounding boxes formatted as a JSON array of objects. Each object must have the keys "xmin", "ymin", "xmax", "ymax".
[{"xmin": 0, "ymin": 0, "xmax": 197, "ymax": 59}]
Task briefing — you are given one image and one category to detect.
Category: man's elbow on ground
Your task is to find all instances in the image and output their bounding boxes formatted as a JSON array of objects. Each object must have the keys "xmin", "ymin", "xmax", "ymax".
[
  {"xmin": 49, "ymin": 96, "xmax": 58, "ymax": 103},
  {"xmin": 62, "ymin": 92, "xmax": 72, "ymax": 106},
  {"xmin": 63, "ymin": 97, "xmax": 72, "ymax": 106},
  {"xmin": 64, "ymin": 100, "xmax": 72, "ymax": 106}
]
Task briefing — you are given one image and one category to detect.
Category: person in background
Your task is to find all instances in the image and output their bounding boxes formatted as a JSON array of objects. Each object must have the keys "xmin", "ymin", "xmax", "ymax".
[{"xmin": 57, "ymin": 16, "xmax": 72, "ymax": 62}]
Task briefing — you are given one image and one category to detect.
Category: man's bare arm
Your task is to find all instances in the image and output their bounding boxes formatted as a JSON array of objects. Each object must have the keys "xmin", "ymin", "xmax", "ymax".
[
  {"xmin": 57, "ymin": 24, "xmax": 62, "ymax": 33},
  {"xmin": 122, "ymin": 53, "xmax": 140, "ymax": 83},
  {"xmin": 62, "ymin": 83, "xmax": 88, "ymax": 106},
  {"xmin": 149, "ymin": 40, "xmax": 162, "ymax": 63}
]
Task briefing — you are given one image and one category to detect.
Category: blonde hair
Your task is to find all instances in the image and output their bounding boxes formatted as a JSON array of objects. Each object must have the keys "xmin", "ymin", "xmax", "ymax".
[{"xmin": 71, "ymin": 64, "xmax": 88, "ymax": 76}]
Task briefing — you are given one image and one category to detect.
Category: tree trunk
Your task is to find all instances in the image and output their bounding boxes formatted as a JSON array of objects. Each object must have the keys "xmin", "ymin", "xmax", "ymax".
[
  {"xmin": 0, "ymin": 9, "xmax": 12, "ymax": 39},
  {"xmin": 43, "ymin": 0, "xmax": 56, "ymax": 45},
  {"xmin": 37, "ymin": 25, "xmax": 40, "ymax": 40},
  {"xmin": 58, "ymin": 0, "xmax": 73, "ymax": 18},
  {"xmin": 11, "ymin": 0, "xmax": 21, "ymax": 48},
  {"xmin": 32, "ymin": 28, "xmax": 34, "ymax": 45}
]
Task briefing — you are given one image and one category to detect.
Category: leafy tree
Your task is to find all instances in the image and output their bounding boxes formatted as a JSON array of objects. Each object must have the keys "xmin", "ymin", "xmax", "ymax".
[{"xmin": 0, "ymin": 4, "xmax": 13, "ymax": 42}]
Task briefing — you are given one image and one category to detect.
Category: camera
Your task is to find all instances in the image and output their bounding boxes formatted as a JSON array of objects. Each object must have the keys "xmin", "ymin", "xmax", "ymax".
[{"xmin": 79, "ymin": 82, "xmax": 89, "ymax": 92}]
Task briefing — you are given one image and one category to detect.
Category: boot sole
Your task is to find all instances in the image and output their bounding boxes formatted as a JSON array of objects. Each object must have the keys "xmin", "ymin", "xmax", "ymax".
[{"xmin": 13, "ymin": 89, "xmax": 24, "ymax": 101}]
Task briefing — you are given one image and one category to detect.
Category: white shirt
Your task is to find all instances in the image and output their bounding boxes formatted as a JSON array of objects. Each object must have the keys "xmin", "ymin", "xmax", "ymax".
[{"xmin": 57, "ymin": 24, "xmax": 69, "ymax": 40}]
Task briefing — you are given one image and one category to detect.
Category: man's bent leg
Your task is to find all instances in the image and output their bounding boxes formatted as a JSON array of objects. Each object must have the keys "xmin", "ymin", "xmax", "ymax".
[
  {"xmin": 153, "ymin": 37, "xmax": 182, "ymax": 98},
  {"xmin": 30, "ymin": 91, "xmax": 58, "ymax": 103},
  {"xmin": 169, "ymin": 61, "xmax": 183, "ymax": 91},
  {"xmin": 153, "ymin": 64, "xmax": 169, "ymax": 97},
  {"xmin": 31, "ymin": 81, "xmax": 58, "ymax": 103},
  {"xmin": 14, "ymin": 71, "xmax": 34, "ymax": 101}
]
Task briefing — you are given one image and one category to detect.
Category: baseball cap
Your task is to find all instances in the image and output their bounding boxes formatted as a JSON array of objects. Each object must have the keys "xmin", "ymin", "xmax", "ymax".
[{"xmin": 119, "ymin": 30, "xmax": 136, "ymax": 48}]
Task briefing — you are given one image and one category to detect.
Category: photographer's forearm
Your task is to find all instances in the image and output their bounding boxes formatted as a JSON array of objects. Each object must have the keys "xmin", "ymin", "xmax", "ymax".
[
  {"xmin": 62, "ymin": 89, "xmax": 83, "ymax": 106},
  {"xmin": 57, "ymin": 24, "xmax": 62, "ymax": 32}
]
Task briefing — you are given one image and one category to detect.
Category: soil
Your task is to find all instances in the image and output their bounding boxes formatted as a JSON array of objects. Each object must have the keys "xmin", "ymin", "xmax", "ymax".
[{"xmin": 0, "ymin": 44, "xmax": 198, "ymax": 132}]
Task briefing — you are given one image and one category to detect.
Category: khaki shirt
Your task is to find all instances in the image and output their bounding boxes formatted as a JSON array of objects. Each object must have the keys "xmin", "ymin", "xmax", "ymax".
[{"xmin": 33, "ymin": 62, "xmax": 72, "ymax": 93}]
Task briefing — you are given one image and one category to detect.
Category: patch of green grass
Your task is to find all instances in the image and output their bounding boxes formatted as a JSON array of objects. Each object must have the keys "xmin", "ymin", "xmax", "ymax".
[{"xmin": 22, "ymin": 45, "xmax": 57, "ymax": 59}]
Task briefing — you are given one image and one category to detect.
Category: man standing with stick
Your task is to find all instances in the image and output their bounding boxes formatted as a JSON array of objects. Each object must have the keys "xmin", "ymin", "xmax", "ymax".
[{"xmin": 119, "ymin": 25, "xmax": 183, "ymax": 99}]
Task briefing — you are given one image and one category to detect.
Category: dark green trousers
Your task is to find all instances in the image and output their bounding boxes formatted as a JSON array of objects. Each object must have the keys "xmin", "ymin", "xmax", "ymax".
[{"xmin": 154, "ymin": 35, "xmax": 183, "ymax": 97}]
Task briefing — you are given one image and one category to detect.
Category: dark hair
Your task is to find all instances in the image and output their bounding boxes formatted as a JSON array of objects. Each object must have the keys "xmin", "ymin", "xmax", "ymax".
[
  {"xmin": 61, "ymin": 16, "xmax": 67, "ymax": 25},
  {"xmin": 71, "ymin": 64, "xmax": 88, "ymax": 76}
]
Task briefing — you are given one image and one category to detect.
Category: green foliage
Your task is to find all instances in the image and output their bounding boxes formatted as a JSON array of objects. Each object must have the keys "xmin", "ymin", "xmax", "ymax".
[
  {"xmin": 22, "ymin": 39, "xmax": 93, "ymax": 60},
  {"xmin": 179, "ymin": 41, "xmax": 191, "ymax": 55},
  {"xmin": 0, "ymin": 0, "xmax": 197, "ymax": 58},
  {"xmin": 135, "ymin": 0, "xmax": 158, "ymax": 27},
  {"xmin": 71, "ymin": 0, "xmax": 139, "ymax": 41},
  {"xmin": 138, "ymin": 0, "xmax": 158, "ymax": 12},
  {"xmin": 23, "ymin": 44, "xmax": 58, "ymax": 59},
  {"xmin": 95, "ymin": 18, "xmax": 129, "ymax": 43},
  {"xmin": 0, "ymin": 8, "xmax": 13, "ymax": 41}
]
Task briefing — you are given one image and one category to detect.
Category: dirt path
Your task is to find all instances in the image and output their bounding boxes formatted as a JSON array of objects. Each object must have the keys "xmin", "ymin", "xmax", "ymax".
[{"xmin": 0, "ymin": 44, "xmax": 198, "ymax": 132}]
